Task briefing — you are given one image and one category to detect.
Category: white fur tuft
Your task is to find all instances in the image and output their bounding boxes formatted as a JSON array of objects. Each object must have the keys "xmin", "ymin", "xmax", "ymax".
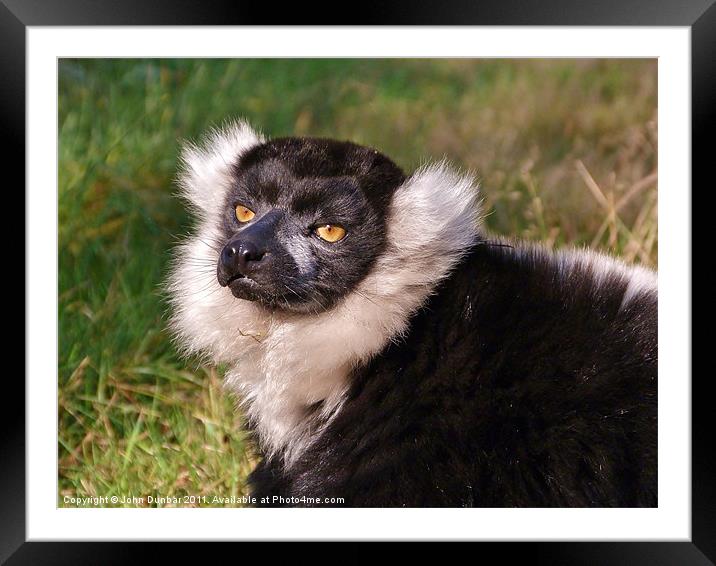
[
  {"xmin": 177, "ymin": 120, "xmax": 264, "ymax": 221},
  {"xmin": 167, "ymin": 150, "xmax": 482, "ymax": 466},
  {"xmin": 167, "ymin": 120, "xmax": 266, "ymax": 363},
  {"xmin": 555, "ymin": 247, "xmax": 657, "ymax": 308}
]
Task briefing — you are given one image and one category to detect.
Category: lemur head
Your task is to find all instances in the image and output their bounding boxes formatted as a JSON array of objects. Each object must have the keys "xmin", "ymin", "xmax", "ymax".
[
  {"xmin": 168, "ymin": 120, "xmax": 480, "ymax": 365},
  {"xmin": 216, "ymin": 137, "xmax": 406, "ymax": 313}
]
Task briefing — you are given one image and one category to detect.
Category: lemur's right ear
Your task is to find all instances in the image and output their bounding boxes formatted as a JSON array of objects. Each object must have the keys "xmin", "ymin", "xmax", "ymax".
[{"xmin": 177, "ymin": 120, "xmax": 264, "ymax": 219}]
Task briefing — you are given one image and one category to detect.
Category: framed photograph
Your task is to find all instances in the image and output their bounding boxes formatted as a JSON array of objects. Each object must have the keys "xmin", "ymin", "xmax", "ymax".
[{"xmin": 10, "ymin": 0, "xmax": 708, "ymax": 561}]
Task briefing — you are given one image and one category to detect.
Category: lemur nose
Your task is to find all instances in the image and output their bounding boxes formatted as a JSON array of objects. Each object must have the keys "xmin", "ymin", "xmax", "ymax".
[{"xmin": 221, "ymin": 240, "xmax": 265, "ymax": 276}]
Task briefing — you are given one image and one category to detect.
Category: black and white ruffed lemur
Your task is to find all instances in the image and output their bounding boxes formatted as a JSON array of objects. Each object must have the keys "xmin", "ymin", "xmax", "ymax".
[{"xmin": 167, "ymin": 121, "xmax": 657, "ymax": 507}]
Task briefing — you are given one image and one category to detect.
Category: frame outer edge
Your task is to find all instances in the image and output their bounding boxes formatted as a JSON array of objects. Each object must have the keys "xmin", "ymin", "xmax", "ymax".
[
  {"xmin": 0, "ymin": 0, "xmax": 27, "ymax": 564},
  {"xmin": 6, "ymin": 0, "xmax": 711, "ymax": 559},
  {"xmin": 692, "ymin": 1, "xmax": 716, "ymax": 563}
]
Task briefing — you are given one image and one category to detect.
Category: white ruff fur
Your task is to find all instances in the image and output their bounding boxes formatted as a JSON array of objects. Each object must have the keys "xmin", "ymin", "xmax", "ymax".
[
  {"xmin": 167, "ymin": 120, "xmax": 656, "ymax": 467},
  {"xmin": 167, "ymin": 121, "xmax": 482, "ymax": 465},
  {"xmin": 556, "ymin": 248, "xmax": 657, "ymax": 308}
]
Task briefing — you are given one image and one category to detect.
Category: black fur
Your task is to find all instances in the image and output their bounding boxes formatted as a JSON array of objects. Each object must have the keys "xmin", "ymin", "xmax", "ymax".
[{"xmin": 248, "ymin": 240, "xmax": 657, "ymax": 507}]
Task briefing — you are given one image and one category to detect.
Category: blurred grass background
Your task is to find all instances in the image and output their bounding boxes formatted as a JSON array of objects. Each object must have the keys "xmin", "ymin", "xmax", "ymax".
[{"xmin": 58, "ymin": 58, "xmax": 657, "ymax": 507}]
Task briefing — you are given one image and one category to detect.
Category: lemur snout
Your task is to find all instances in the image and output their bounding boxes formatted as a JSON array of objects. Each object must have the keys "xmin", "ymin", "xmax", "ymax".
[{"xmin": 218, "ymin": 239, "xmax": 266, "ymax": 284}]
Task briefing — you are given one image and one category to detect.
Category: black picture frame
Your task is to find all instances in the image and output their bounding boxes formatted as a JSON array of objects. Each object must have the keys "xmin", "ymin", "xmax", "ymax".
[{"xmin": 7, "ymin": 0, "xmax": 707, "ymax": 562}]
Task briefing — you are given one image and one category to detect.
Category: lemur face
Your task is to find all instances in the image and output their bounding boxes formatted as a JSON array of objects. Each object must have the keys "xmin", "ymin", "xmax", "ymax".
[{"xmin": 216, "ymin": 137, "xmax": 406, "ymax": 313}]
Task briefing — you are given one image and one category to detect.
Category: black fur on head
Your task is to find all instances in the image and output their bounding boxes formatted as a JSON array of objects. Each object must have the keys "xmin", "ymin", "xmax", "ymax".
[{"xmin": 216, "ymin": 137, "xmax": 406, "ymax": 313}]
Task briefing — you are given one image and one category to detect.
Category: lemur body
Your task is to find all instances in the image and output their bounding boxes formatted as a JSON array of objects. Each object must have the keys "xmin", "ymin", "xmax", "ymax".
[{"xmin": 168, "ymin": 121, "xmax": 657, "ymax": 507}]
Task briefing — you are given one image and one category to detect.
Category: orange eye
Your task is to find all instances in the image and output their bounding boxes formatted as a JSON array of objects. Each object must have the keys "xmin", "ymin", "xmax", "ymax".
[
  {"xmin": 316, "ymin": 224, "xmax": 346, "ymax": 243},
  {"xmin": 235, "ymin": 205, "xmax": 255, "ymax": 223}
]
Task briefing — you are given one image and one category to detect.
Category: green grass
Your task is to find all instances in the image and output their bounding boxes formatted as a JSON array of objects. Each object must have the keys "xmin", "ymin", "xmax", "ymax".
[{"xmin": 58, "ymin": 58, "xmax": 657, "ymax": 507}]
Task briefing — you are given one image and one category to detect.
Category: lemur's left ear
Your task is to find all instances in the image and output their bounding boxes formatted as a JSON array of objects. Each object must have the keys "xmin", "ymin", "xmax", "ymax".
[
  {"xmin": 357, "ymin": 151, "xmax": 407, "ymax": 209},
  {"xmin": 177, "ymin": 120, "xmax": 264, "ymax": 219}
]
